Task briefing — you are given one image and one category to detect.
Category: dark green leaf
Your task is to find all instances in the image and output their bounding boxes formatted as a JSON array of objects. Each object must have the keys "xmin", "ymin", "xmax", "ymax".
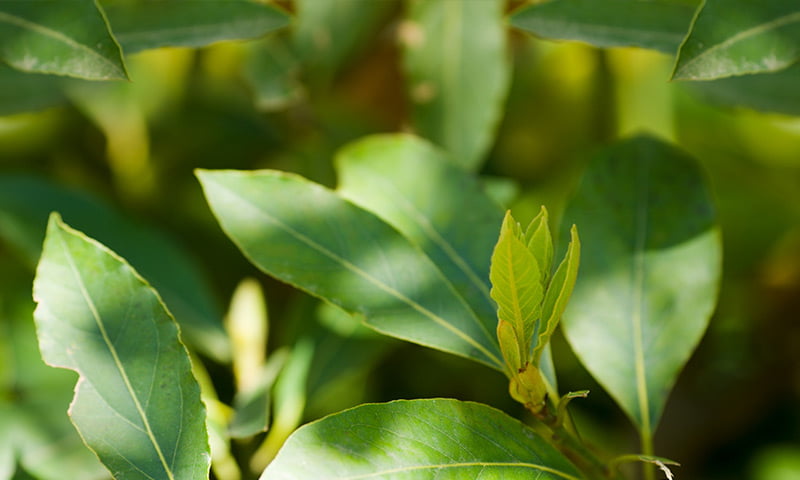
[
  {"xmin": 197, "ymin": 169, "xmax": 504, "ymax": 371},
  {"xmin": 402, "ymin": 0, "xmax": 510, "ymax": 170},
  {"xmin": 0, "ymin": 65, "xmax": 69, "ymax": 114},
  {"xmin": 32, "ymin": 214, "xmax": 210, "ymax": 480},
  {"xmin": 336, "ymin": 134, "xmax": 502, "ymax": 333},
  {"xmin": 0, "ymin": 0, "xmax": 126, "ymax": 80},
  {"xmin": 511, "ymin": 0, "xmax": 697, "ymax": 54},
  {"xmin": 673, "ymin": 0, "xmax": 800, "ymax": 80},
  {"xmin": 560, "ymin": 136, "xmax": 721, "ymax": 435},
  {"xmin": 260, "ymin": 399, "xmax": 582, "ymax": 479},
  {"xmin": 103, "ymin": 0, "xmax": 290, "ymax": 54},
  {"xmin": 0, "ymin": 175, "xmax": 230, "ymax": 362}
]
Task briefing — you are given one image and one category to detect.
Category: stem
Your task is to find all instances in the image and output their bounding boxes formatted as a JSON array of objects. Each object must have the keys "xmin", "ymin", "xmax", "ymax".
[{"xmin": 641, "ymin": 430, "xmax": 655, "ymax": 480}]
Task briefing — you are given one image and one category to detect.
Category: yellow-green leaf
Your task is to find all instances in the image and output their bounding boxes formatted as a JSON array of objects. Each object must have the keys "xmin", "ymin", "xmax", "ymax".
[{"xmin": 526, "ymin": 206, "xmax": 554, "ymax": 287}]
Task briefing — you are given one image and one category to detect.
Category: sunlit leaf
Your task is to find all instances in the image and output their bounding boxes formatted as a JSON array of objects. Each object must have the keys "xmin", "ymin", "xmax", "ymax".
[
  {"xmin": 336, "ymin": 134, "xmax": 502, "ymax": 333},
  {"xmin": 0, "ymin": 175, "xmax": 230, "ymax": 362},
  {"xmin": 260, "ymin": 399, "xmax": 583, "ymax": 480},
  {"xmin": 402, "ymin": 0, "xmax": 510, "ymax": 170},
  {"xmin": 490, "ymin": 211, "xmax": 544, "ymax": 361},
  {"xmin": 32, "ymin": 214, "xmax": 210, "ymax": 480},
  {"xmin": 673, "ymin": 0, "xmax": 800, "ymax": 80},
  {"xmin": 103, "ymin": 0, "xmax": 290, "ymax": 54},
  {"xmin": 525, "ymin": 206, "xmax": 554, "ymax": 287},
  {"xmin": 560, "ymin": 136, "xmax": 721, "ymax": 436},
  {"xmin": 197, "ymin": 169, "xmax": 504, "ymax": 371},
  {"xmin": 533, "ymin": 225, "xmax": 580, "ymax": 364},
  {"xmin": 511, "ymin": 0, "xmax": 697, "ymax": 54},
  {"xmin": 0, "ymin": 0, "xmax": 126, "ymax": 80}
]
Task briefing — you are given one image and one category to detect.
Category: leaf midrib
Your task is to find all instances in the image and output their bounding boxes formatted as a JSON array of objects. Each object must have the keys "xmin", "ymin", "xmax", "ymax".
[
  {"xmin": 56, "ymin": 226, "xmax": 176, "ymax": 480},
  {"xmin": 679, "ymin": 10, "xmax": 800, "ymax": 75},
  {"xmin": 211, "ymin": 175, "xmax": 503, "ymax": 370},
  {"xmin": 632, "ymin": 160, "xmax": 651, "ymax": 435},
  {"xmin": 0, "ymin": 11, "xmax": 121, "ymax": 75}
]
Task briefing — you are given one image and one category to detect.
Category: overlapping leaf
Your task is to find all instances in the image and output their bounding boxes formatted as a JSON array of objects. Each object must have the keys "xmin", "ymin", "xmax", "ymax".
[
  {"xmin": 198, "ymin": 169, "xmax": 504, "ymax": 371},
  {"xmin": 260, "ymin": 399, "xmax": 582, "ymax": 480},
  {"xmin": 673, "ymin": 0, "xmax": 800, "ymax": 80},
  {"xmin": 0, "ymin": 0, "xmax": 126, "ymax": 80},
  {"xmin": 560, "ymin": 136, "xmax": 721, "ymax": 436},
  {"xmin": 102, "ymin": 0, "xmax": 290, "ymax": 54},
  {"xmin": 401, "ymin": 0, "xmax": 510, "ymax": 170},
  {"xmin": 32, "ymin": 214, "xmax": 210, "ymax": 480},
  {"xmin": 0, "ymin": 175, "xmax": 230, "ymax": 362},
  {"xmin": 336, "ymin": 134, "xmax": 503, "ymax": 335},
  {"xmin": 511, "ymin": 0, "xmax": 697, "ymax": 54}
]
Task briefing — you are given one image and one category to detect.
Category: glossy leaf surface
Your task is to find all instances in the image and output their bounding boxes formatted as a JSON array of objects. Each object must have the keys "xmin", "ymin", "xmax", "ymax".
[
  {"xmin": 260, "ymin": 399, "xmax": 582, "ymax": 480},
  {"xmin": 0, "ymin": 175, "xmax": 230, "ymax": 362},
  {"xmin": 103, "ymin": 0, "xmax": 289, "ymax": 54},
  {"xmin": 560, "ymin": 136, "xmax": 721, "ymax": 434},
  {"xmin": 32, "ymin": 214, "xmax": 210, "ymax": 480},
  {"xmin": 673, "ymin": 0, "xmax": 800, "ymax": 80},
  {"xmin": 336, "ymin": 134, "xmax": 502, "ymax": 331},
  {"xmin": 402, "ymin": 0, "xmax": 510, "ymax": 170},
  {"xmin": 682, "ymin": 63, "xmax": 800, "ymax": 114},
  {"xmin": 198, "ymin": 169, "xmax": 504, "ymax": 371},
  {"xmin": 0, "ymin": 0, "xmax": 126, "ymax": 80},
  {"xmin": 511, "ymin": 0, "xmax": 697, "ymax": 53}
]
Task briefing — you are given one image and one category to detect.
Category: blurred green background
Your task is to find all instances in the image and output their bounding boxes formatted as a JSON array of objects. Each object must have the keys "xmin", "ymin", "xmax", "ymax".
[{"xmin": 2, "ymin": 2, "xmax": 799, "ymax": 479}]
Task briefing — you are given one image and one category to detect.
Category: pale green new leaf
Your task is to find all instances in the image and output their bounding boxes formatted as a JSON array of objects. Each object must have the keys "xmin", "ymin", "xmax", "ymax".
[
  {"xmin": 526, "ymin": 206, "xmax": 554, "ymax": 288},
  {"xmin": 560, "ymin": 136, "xmax": 721, "ymax": 435},
  {"xmin": 402, "ymin": 0, "xmax": 510, "ymax": 170},
  {"xmin": 0, "ymin": 0, "xmax": 126, "ymax": 80},
  {"xmin": 32, "ymin": 214, "xmax": 210, "ymax": 480},
  {"xmin": 336, "ymin": 134, "xmax": 503, "ymax": 335},
  {"xmin": 490, "ymin": 212, "xmax": 544, "ymax": 358},
  {"xmin": 102, "ymin": 0, "xmax": 290, "ymax": 54},
  {"xmin": 673, "ymin": 0, "xmax": 800, "ymax": 80},
  {"xmin": 511, "ymin": 0, "xmax": 697, "ymax": 54},
  {"xmin": 197, "ymin": 169, "xmax": 504, "ymax": 371},
  {"xmin": 532, "ymin": 225, "xmax": 580, "ymax": 364},
  {"xmin": 260, "ymin": 399, "xmax": 582, "ymax": 480}
]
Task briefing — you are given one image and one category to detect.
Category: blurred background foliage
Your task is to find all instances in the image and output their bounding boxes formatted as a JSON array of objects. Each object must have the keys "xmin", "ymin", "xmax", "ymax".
[{"xmin": 1, "ymin": 1, "xmax": 799, "ymax": 479}]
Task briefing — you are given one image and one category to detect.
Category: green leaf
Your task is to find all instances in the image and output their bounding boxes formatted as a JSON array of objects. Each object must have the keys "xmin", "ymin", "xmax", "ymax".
[
  {"xmin": 525, "ymin": 206, "xmax": 554, "ymax": 287},
  {"xmin": 32, "ymin": 214, "xmax": 210, "ymax": 480},
  {"xmin": 511, "ymin": 0, "xmax": 697, "ymax": 54},
  {"xmin": 0, "ymin": 65, "xmax": 70, "ymax": 115},
  {"xmin": 197, "ymin": 169, "xmax": 504, "ymax": 371},
  {"xmin": 243, "ymin": 33, "xmax": 304, "ymax": 112},
  {"xmin": 533, "ymin": 225, "xmax": 580, "ymax": 364},
  {"xmin": 672, "ymin": 0, "xmax": 800, "ymax": 80},
  {"xmin": 560, "ymin": 135, "xmax": 722, "ymax": 435},
  {"xmin": 401, "ymin": 0, "xmax": 510, "ymax": 170},
  {"xmin": 490, "ymin": 211, "xmax": 544, "ymax": 361},
  {"xmin": 293, "ymin": 0, "xmax": 395, "ymax": 87},
  {"xmin": 229, "ymin": 349, "xmax": 288, "ymax": 439},
  {"xmin": 102, "ymin": 0, "xmax": 290, "ymax": 54},
  {"xmin": 335, "ymin": 134, "xmax": 502, "ymax": 333},
  {"xmin": 681, "ymin": 62, "xmax": 800, "ymax": 115},
  {"xmin": 0, "ymin": 175, "xmax": 230, "ymax": 362},
  {"xmin": 260, "ymin": 399, "xmax": 583, "ymax": 480},
  {"xmin": 0, "ymin": 0, "xmax": 126, "ymax": 80}
]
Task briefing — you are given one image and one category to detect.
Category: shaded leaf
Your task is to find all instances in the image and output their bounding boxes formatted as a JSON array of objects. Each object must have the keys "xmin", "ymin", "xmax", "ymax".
[
  {"xmin": 32, "ymin": 214, "xmax": 209, "ymax": 480},
  {"xmin": 197, "ymin": 169, "xmax": 504, "ymax": 371},
  {"xmin": 0, "ymin": 175, "xmax": 230, "ymax": 362},
  {"xmin": 560, "ymin": 136, "xmax": 721, "ymax": 434},
  {"xmin": 401, "ymin": 0, "xmax": 510, "ymax": 170},
  {"xmin": 533, "ymin": 225, "xmax": 580, "ymax": 363},
  {"xmin": 293, "ymin": 0, "xmax": 396, "ymax": 87},
  {"xmin": 681, "ymin": 63, "xmax": 800, "ymax": 115},
  {"xmin": 103, "ymin": 0, "xmax": 290, "ymax": 54},
  {"xmin": 673, "ymin": 0, "xmax": 800, "ymax": 80},
  {"xmin": 260, "ymin": 398, "xmax": 582, "ymax": 480},
  {"xmin": 0, "ymin": 65, "xmax": 69, "ymax": 114},
  {"xmin": 243, "ymin": 33, "xmax": 304, "ymax": 112},
  {"xmin": 335, "ymin": 134, "xmax": 502, "ymax": 334},
  {"xmin": 229, "ymin": 349, "xmax": 288, "ymax": 439},
  {"xmin": 0, "ymin": 0, "xmax": 126, "ymax": 80},
  {"xmin": 511, "ymin": 0, "xmax": 697, "ymax": 54}
]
